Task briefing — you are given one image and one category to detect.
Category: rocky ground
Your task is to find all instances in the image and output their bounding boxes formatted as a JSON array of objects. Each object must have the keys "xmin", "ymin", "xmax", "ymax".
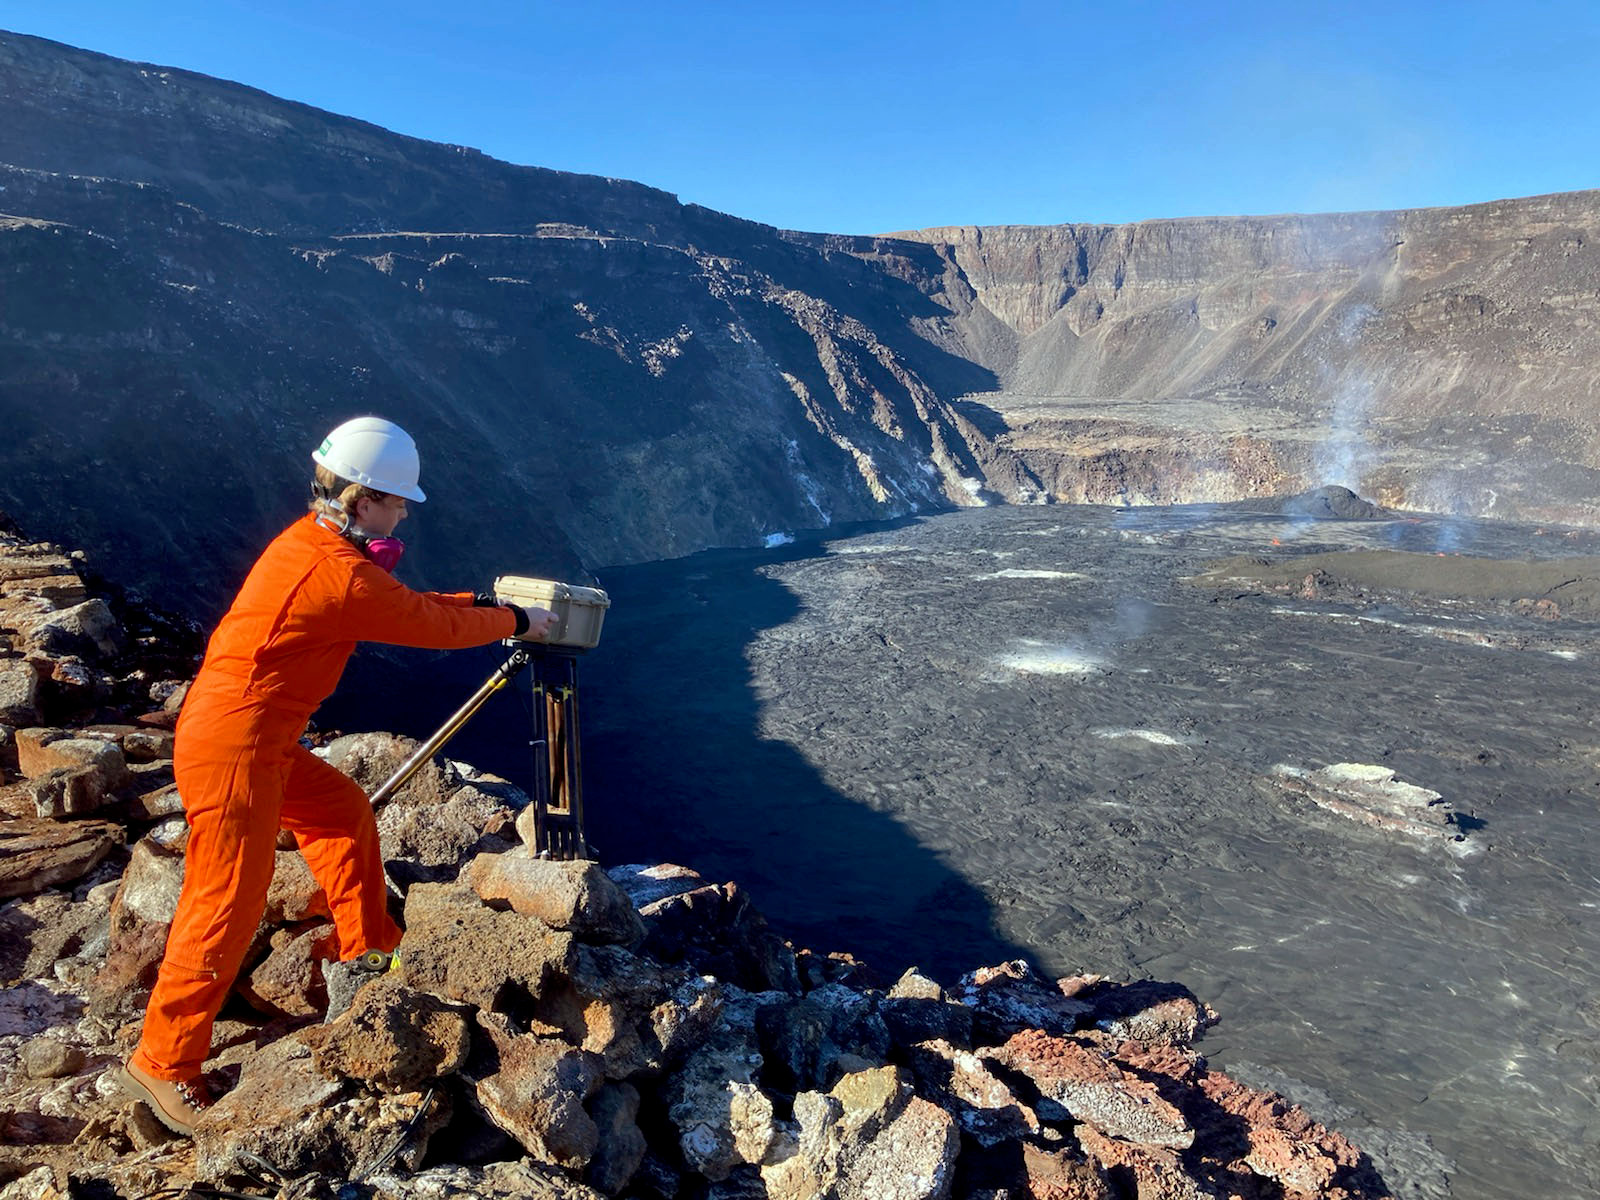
[{"xmin": 0, "ymin": 522, "xmax": 1399, "ymax": 1198}]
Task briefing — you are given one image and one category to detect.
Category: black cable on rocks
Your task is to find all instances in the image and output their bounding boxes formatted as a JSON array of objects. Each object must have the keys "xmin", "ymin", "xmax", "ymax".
[
  {"xmin": 351, "ymin": 1085, "xmax": 438, "ymax": 1183},
  {"xmin": 235, "ymin": 1152, "xmax": 290, "ymax": 1190}
]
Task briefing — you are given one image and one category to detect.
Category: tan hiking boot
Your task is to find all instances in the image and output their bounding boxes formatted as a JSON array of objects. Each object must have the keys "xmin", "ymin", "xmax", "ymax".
[{"xmin": 117, "ymin": 1060, "xmax": 213, "ymax": 1136}]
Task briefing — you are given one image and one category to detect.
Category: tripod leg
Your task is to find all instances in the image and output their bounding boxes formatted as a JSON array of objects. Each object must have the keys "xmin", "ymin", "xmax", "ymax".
[{"xmin": 370, "ymin": 648, "xmax": 531, "ymax": 806}]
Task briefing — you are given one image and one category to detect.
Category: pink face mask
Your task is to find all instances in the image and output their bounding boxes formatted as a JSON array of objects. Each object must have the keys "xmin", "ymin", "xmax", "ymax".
[{"xmin": 365, "ymin": 537, "xmax": 405, "ymax": 573}]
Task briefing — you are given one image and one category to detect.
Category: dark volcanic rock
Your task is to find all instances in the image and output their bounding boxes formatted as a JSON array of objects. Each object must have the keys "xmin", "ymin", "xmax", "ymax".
[
  {"xmin": 634, "ymin": 879, "xmax": 800, "ymax": 994},
  {"xmin": 1281, "ymin": 485, "xmax": 1386, "ymax": 520}
]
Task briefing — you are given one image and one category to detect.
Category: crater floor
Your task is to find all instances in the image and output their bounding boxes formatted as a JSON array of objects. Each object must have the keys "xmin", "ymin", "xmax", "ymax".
[{"xmin": 354, "ymin": 502, "xmax": 1600, "ymax": 1200}]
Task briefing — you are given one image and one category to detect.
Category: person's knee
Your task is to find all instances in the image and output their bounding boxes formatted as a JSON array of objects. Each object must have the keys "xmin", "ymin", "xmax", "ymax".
[{"xmin": 281, "ymin": 750, "xmax": 373, "ymax": 832}]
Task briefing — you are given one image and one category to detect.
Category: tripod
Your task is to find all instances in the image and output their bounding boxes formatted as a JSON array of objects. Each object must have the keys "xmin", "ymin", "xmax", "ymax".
[{"xmin": 369, "ymin": 642, "xmax": 589, "ymax": 860}]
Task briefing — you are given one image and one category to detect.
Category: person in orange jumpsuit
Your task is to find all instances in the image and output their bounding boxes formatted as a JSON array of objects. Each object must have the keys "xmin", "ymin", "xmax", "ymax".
[{"xmin": 119, "ymin": 417, "xmax": 554, "ymax": 1134}]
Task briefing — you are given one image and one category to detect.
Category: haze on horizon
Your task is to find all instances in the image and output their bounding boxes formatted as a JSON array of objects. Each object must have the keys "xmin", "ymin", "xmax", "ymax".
[{"xmin": 9, "ymin": 0, "xmax": 1600, "ymax": 236}]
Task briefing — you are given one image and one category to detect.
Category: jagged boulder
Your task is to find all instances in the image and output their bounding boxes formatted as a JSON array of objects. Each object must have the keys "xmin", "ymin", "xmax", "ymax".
[
  {"xmin": 585, "ymin": 1082, "xmax": 647, "ymax": 1196},
  {"xmin": 663, "ymin": 989, "xmax": 789, "ymax": 1181},
  {"xmin": 1012, "ymin": 1143, "xmax": 1118, "ymax": 1199},
  {"xmin": 190, "ymin": 1037, "xmax": 345, "ymax": 1178},
  {"xmin": 0, "ymin": 880, "xmax": 115, "ymax": 980},
  {"xmin": 400, "ymin": 882, "xmax": 576, "ymax": 1010},
  {"xmin": 0, "ymin": 660, "xmax": 41, "ymax": 726},
  {"xmin": 468, "ymin": 1014, "xmax": 603, "ymax": 1170},
  {"xmin": 237, "ymin": 922, "xmax": 336, "ymax": 1018},
  {"xmin": 322, "ymin": 732, "xmax": 519, "ymax": 887},
  {"xmin": 881, "ymin": 968, "xmax": 974, "ymax": 1050},
  {"xmin": 15, "ymin": 730, "xmax": 130, "ymax": 816},
  {"xmin": 757, "ymin": 982, "xmax": 891, "ymax": 1093},
  {"xmin": 377, "ymin": 778, "xmax": 521, "ymax": 889},
  {"xmin": 90, "ymin": 819, "xmax": 185, "ymax": 1015},
  {"xmin": 607, "ymin": 862, "xmax": 707, "ymax": 908},
  {"xmin": 0, "ymin": 1166, "xmax": 60, "ymax": 1200},
  {"xmin": 469, "ymin": 853, "xmax": 644, "ymax": 945},
  {"xmin": 191, "ymin": 1037, "xmax": 447, "ymax": 1182},
  {"xmin": 121, "ymin": 728, "xmax": 175, "ymax": 763},
  {"xmin": 632, "ymin": 876, "xmax": 800, "ymax": 994},
  {"xmin": 123, "ymin": 779, "xmax": 183, "ymax": 821},
  {"xmin": 1074, "ymin": 1126, "xmax": 1207, "ymax": 1200},
  {"xmin": 533, "ymin": 944, "xmax": 677, "ymax": 1080},
  {"xmin": 905, "ymin": 1037, "xmax": 1040, "ymax": 1148},
  {"xmin": 27, "ymin": 766, "xmax": 108, "ymax": 819},
  {"xmin": 643, "ymin": 973, "xmax": 725, "ymax": 1073},
  {"xmin": 759, "ymin": 1065, "xmax": 960, "ymax": 1200},
  {"xmin": 988, "ymin": 1030, "xmax": 1194, "ymax": 1149},
  {"xmin": 303, "ymin": 974, "xmax": 472, "ymax": 1092},
  {"xmin": 18, "ymin": 1037, "xmax": 85, "ymax": 1080},
  {"xmin": 956, "ymin": 960, "xmax": 1094, "ymax": 1043},
  {"xmin": 1073, "ymin": 977, "xmax": 1217, "ymax": 1049},
  {"xmin": 322, "ymin": 731, "xmax": 456, "ymax": 808},
  {"xmin": 20, "ymin": 599, "xmax": 121, "ymax": 659},
  {"xmin": 1113, "ymin": 1040, "xmax": 1380, "ymax": 1198},
  {"xmin": 0, "ymin": 816, "xmax": 121, "ymax": 901},
  {"xmin": 261, "ymin": 849, "xmax": 330, "ymax": 926}
]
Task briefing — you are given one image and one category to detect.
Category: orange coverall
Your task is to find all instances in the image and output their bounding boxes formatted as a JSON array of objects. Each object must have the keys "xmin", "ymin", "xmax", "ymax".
[{"xmin": 131, "ymin": 514, "xmax": 516, "ymax": 1081}]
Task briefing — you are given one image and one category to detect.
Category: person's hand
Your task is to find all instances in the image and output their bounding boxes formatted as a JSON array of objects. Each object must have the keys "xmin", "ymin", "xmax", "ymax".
[{"xmin": 518, "ymin": 605, "xmax": 560, "ymax": 642}]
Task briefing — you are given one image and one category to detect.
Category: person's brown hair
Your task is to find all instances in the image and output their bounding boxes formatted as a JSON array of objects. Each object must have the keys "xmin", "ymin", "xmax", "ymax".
[{"xmin": 309, "ymin": 464, "xmax": 389, "ymax": 534}]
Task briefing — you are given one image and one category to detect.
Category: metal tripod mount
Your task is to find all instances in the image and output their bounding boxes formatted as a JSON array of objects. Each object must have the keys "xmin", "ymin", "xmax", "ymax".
[{"xmin": 368, "ymin": 641, "xmax": 590, "ymax": 861}]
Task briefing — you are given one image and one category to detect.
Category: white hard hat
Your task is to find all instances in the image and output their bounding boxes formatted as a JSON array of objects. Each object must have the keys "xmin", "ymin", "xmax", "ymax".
[{"xmin": 311, "ymin": 416, "xmax": 426, "ymax": 502}]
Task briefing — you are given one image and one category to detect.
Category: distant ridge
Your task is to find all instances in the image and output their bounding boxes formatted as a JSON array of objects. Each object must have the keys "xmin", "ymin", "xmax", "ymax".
[{"xmin": 3, "ymin": 28, "xmax": 1600, "ymax": 619}]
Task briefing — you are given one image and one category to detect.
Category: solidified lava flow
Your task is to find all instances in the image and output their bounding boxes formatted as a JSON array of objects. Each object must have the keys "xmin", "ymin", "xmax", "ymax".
[{"xmin": 339, "ymin": 502, "xmax": 1600, "ymax": 1200}]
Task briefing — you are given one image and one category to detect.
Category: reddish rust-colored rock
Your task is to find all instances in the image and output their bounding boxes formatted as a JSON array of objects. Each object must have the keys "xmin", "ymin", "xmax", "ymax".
[
  {"xmin": 400, "ymin": 881, "xmax": 576, "ymax": 1010},
  {"xmin": 1021, "ymin": 1143, "xmax": 1117, "ymax": 1200},
  {"xmin": 262, "ymin": 849, "xmax": 330, "ymax": 926},
  {"xmin": 905, "ymin": 1037, "xmax": 1040, "ymax": 1147},
  {"xmin": 469, "ymin": 1016, "xmax": 604, "ymax": 1171},
  {"xmin": 1198, "ymin": 1071, "xmax": 1367, "ymax": 1196},
  {"xmin": 1076, "ymin": 1125, "xmax": 1209, "ymax": 1200},
  {"xmin": 1110, "ymin": 1039, "xmax": 1384, "ymax": 1198},
  {"xmin": 990, "ymin": 1030, "xmax": 1194, "ymax": 1149},
  {"xmin": 14, "ymin": 727, "xmax": 67, "ymax": 776}
]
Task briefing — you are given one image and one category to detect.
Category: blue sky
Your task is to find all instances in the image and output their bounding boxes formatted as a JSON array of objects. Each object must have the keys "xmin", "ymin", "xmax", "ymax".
[{"xmin": 8, "ymin": 1, "xmax": 1599, "ymax": 234}]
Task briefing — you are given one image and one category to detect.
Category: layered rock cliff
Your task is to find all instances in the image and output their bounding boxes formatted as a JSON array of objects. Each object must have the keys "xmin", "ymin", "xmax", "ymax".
[
  {"xmin": 3, "ymin": 28, "xmax": 1600, "ymax": 623},
  {"xmin": 806, "ymin": 200, "xmax": 1600, "ymax": 521}
]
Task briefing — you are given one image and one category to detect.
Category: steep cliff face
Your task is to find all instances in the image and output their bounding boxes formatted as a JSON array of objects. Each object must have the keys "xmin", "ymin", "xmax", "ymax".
[
  {"xmin": 0, "ymin": 33, "xmax": 998, "ymax": 616},
  {"xmin": 874, "ymin": 200, "xmax": 1600, "ymax": 520},
  {"xmin": 4, "ymin": 29, "xmax": 1600, "ymax": 619}
]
